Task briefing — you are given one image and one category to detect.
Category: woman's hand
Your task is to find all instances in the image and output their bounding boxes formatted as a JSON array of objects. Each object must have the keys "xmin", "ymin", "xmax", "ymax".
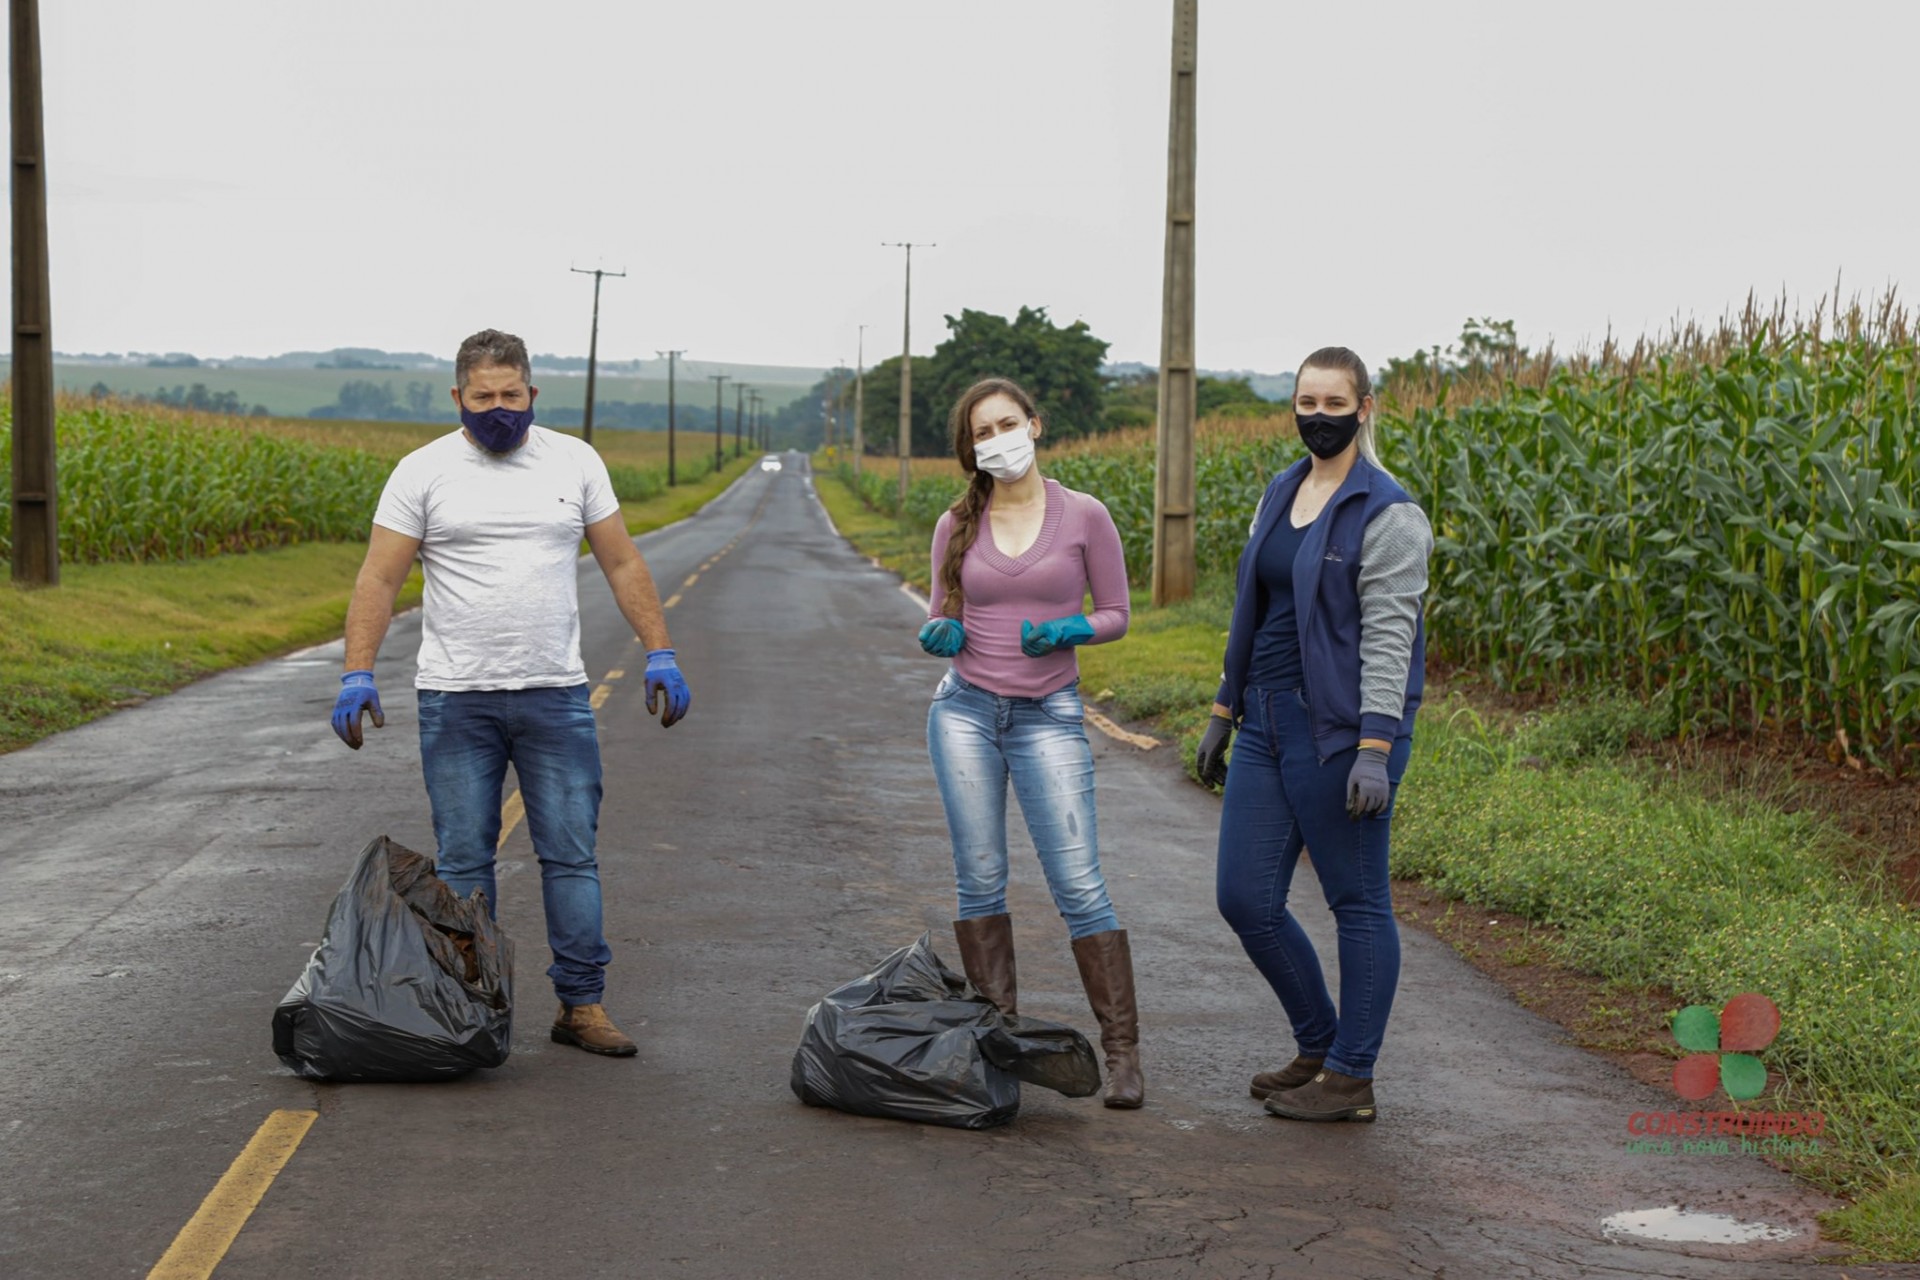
[
  {"xmin": 1195, "ymin": 714, "xmax": 1234, "ymax": 787},
  {"xmin": 1347, "ymin": 746, "xmax": 1390, "ymax": 817},
  {"xmin": 918, "ymin": 617, "xmax": 966, "ymax": 658},
  {"xmin": 1020, "ymin": 615, "xmax": 1095, "ymax": 657}
]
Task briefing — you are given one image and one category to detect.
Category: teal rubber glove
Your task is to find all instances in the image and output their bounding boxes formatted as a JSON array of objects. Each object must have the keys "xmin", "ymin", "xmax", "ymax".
[
  {"xmin": 918, "ymin": 617, "xmax": 965, "ymax": 658},
  {"xmin": 1020, "ymin": 614, "xmax": 1096, "ymax": 658}
]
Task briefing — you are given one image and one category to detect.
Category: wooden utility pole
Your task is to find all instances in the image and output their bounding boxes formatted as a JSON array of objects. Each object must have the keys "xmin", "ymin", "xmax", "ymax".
[
  {"xmin": 884, "ymin": 242, "xmax": 934, "ymax": 507},
  {"xmin": 734, "ymin": 382, "xmax": 748, "ymax": 458},
  {"xmin": 853, "ymin": 323, "xmax": 867, "ymax": 476},
  {"xmin": 709, "ymin": 372, "xmax": 730, "ymax": 473},
  {"xmin": 11, "ymin": 0, "xmax": 56, "ymax": 586},
  {"xmin": 1151, "ymin": 0, "xmax": 1198, "ymax": 606},
  {"xmin": 570, "ymin": 266, "xmax": 624, "ymax": 446},
  {"xmin": 657, "ymin": 349, "xmax": 685, "ymax": 485}
]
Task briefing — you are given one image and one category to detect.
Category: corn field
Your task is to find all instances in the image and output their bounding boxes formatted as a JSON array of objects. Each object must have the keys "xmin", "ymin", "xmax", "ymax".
[
  {"xmin": 0, "ymin": 400, "xmax": 391, "ymax": 563},
  {"xmin": 1392, "ymin": 296, "xmax": 1920, "ymax": 768},
  {"xmin": 0, "ymin": 396, "xmax": 697, "ymax": 564}
]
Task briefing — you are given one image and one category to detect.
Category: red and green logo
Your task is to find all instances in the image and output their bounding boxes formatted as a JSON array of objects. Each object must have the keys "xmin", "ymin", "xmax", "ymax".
[{"xmin": 1671, "ymin": 992, "xmax": 1780, "ymax": 1102}]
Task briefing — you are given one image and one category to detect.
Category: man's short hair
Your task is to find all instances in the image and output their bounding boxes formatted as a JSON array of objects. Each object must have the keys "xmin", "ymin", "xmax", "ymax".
[{"xmin": 455, "ymin": 329, "xmax": 532, "ymax": 390}]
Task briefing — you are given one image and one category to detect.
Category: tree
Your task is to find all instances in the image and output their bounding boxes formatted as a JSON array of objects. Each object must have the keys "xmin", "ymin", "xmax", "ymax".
[{"xmin": 928, "ymin": 306, "xmax": 1109, "ymax": 442}]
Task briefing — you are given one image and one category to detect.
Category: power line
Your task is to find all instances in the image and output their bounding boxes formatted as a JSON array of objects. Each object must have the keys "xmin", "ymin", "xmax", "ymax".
[
  {"xmin": 657, "ymin": 349, "xmax": 686, "ymax": 485},
  {"xmin": 883, "ymin": 242, "xmax": 936, "ymax": 507},
  {"xmin": 569, "ymin": 265, "xmax": 625, "ymax": 446},
  {"xmin": 11, "ymin": 0, "xmax": 56, "ymax": 586},
  {"xmin": 708, "ymin": 373, "xmax": 731, "ymax": 474},
  {"xmin": 1151, "ymin": 0, "xmax": 1198, "ymax": 606}
]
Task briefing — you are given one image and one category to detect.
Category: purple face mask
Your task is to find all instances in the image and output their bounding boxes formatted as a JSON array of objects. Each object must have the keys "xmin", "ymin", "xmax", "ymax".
[{"xmin": 461, "ymin": 403, "xmax": 534, "ymax": 453}]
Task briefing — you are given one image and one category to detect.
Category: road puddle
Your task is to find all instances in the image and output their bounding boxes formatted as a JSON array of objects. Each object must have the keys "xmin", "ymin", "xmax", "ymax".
[{"xmin": 1601, "ymin": 1206, "xmax": 1798, "ymax": 1244}]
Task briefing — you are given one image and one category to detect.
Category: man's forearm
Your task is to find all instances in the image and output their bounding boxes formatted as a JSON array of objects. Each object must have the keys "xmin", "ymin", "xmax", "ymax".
[
  {"xmin": 608, "ymin": 558, "xmax": 671, "ymax": 651},
  {"xmin": 344, "ymin": 575, "xmax": 400, "ymax": 670}
]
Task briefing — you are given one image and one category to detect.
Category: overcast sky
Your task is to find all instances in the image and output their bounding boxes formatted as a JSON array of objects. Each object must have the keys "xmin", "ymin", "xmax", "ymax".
[{"xmin": 21, "ymin": 0, "xmax": 1918, "ymax": 374}]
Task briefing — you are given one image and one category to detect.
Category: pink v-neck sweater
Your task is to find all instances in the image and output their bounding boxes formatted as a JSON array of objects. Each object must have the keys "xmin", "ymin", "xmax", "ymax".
[{"xmin": 926, "ymin": 479, "xmax": 1131, "ymax": 698}]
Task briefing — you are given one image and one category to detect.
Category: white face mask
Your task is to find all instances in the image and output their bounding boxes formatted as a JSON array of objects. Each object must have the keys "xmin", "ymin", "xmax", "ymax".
[{"xmin": 971, "ymin": 426, "xmax": 1036, "ymax": 482}]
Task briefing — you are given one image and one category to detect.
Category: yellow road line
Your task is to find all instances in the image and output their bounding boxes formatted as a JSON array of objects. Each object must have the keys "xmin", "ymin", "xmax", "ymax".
[
  {"xmin": 497, "ymin": 789, "xmax": 526, "ymax": 850},
  {"xmin": 147, "ymin": 1109, "xmax": 317, "ymax": 1280},
  {"xmin": 589, "ymin": 683, "xmax": 613, "ymax": 710},
  {"xmin": 681, "ymin": 572, "xmax": 700, "ymax": 588},
  {"xmin": 604, "ymin": 668, "xmax": 625, "ymax": 681},
  {"xmin": 663, "ymin": 593, "xmax": 683, "ymax": 610}
]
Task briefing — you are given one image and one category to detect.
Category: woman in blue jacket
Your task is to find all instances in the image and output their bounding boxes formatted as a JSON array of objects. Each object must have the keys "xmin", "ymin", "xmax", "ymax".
[{"xmin": 1196, "ymin": 346, "xmax": 1432, "ymax": 1124}]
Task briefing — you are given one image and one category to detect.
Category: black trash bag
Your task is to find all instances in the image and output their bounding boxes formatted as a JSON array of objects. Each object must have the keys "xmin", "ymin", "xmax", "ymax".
[
  {"xmin": 790, "ymin": 933, "xmax": 1100, "ymax": 1129},
  {"xmin": 273, "ymin": 835, "xmax": 513, "ymax": 1082}
]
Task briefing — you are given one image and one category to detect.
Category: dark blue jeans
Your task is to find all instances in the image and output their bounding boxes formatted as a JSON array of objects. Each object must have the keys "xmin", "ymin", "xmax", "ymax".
[
  {"xmin": 417, "ymin": 685, "xmax": 611, "ymax": 1005},
  {"xmin": 1215, "ymin": 687, "xmax": 1412, "ymax": 1079}
]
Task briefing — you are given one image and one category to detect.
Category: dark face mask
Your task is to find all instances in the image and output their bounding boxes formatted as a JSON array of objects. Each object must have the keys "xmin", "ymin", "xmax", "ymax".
[
  {"xmin": 1295, "ymin": 410, "xmax": 1361, "ymax": 460},
  {"xmin": 461, "ymin": 403, "xmax": 534, "ymax": 453}
]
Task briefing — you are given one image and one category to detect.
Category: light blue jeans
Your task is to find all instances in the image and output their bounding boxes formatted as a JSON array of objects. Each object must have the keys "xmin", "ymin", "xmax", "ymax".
[
  {"xmin": 926, "ymin": 669, "xmax": 1120, "ymax": 939},
  {"xmin": 417, "ymin": 685, "xmax": 611, "ymax": 1005}
]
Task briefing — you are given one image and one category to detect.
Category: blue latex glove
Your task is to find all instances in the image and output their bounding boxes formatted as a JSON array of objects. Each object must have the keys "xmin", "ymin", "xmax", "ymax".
[
  {"xmin": 645, "ymin": 648, "xmax": 691, "ymax": 727},
  {"xmin": 1020, "ymin": 614, "xmax": 1096, "ymax": 658},
  {"xmin": 1347, "ymin": 746, "xmax": 1391, "ymax": 817},
  {"xmin": 331, "ymin": 669, "xmax": 383, "ymax": 750},
  {"xmin": 918, "ymin": 617, "xmax": 966, "ymax": 658}
]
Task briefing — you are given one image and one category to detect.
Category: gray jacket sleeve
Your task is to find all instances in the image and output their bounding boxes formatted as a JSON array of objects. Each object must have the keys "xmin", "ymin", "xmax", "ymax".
[{"xmin": 1357, "ymin": 502, "xmax": 1433, "ymax": 725}]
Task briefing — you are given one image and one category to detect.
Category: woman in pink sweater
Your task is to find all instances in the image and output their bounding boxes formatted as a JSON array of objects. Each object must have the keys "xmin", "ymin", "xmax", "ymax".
[{"xmin": 918, "ymin": 376, "xmax": 1143, "ymax": 1108}]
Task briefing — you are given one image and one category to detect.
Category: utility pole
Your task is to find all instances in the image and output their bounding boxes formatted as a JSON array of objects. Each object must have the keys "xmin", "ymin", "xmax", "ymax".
[
  {"xmin": 1151, "ymin": 0, "xmax": 1198, "ymax": 606},
  {"xmin": 884, "ymin": 241, "xmax": 934, "ymax": 507},
  {"xmin": 11, "ymin": 0, "xmax": 56, "ymax": 586},
  {"xmin": 709, "ymin": 372, "xmax": 730, "ymax": 474},
  {"xmin": 569, "ymin": 266, "xmax": 624, "ymax": 446},
  {"xmin": 734, "ymin": 382, "xmax": 748, "ymax": 458},
  {"xmin": 853, "ymin": 324, "xmax": 867, "ymax": 477},
  {"xmin": 657, "ymin": 350, "xmax": 686, "ymax": 485},
  {"xmin": 753, "ymin": 392, "xmax": 765, "ymax": 451}
]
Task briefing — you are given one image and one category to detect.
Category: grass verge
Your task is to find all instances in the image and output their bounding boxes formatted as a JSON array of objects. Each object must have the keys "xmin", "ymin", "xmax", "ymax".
[
  {"xmin": 0, "ymin": 543, "xmax": 424, "ymax": 752},
  {"xmin": 812, "ymin": 468, "xmax": 1920, "ymax": 1261},
  {"xmin": 1, "ymin": 459, "xmax": 758, "ymax": 755}
]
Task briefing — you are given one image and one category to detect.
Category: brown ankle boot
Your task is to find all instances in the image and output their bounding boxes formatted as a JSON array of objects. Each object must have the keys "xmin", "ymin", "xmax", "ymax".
[
  {"xmin": 952, "ymin": 914, "xmax": 1018, "ymax": 1017},
  {"xmin": 1070, "ymin": 929, "xmax": 1144, "ymax": 1109},
  {"xmin": 550, "ymin": 1002, "xmax": 638, "ymax": 1057},
  {"xmin": 1249, "ymin": 1055, "xmax": 1326, "ymax": 1100}
]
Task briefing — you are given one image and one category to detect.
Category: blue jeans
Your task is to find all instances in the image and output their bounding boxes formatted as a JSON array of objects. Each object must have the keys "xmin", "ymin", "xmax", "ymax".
[
  {"xmin": 1215, "ymin": 686, "xmax": 1412, "ymax": 1078},
  {"xmin": 417, "ymin": 685, "xmax": 611, "ymax": 1005},
  {"xmin": 926, "ymin": 670, "xmax": 1120, "ymax": 939}
]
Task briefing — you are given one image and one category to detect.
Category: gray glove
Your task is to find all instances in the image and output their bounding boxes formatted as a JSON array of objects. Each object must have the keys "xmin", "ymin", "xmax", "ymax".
[
  {"xmin": 1195, "ymin": 714, "xmax": 1234, "ymax": 788},
  {"xmin": 1347, "ymin": 746, "xmax": 1391, "ymax": 817}
]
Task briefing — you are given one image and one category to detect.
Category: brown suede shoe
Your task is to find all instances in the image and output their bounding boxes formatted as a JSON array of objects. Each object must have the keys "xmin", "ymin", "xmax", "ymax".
[
  {"xmin": 550, "ymin": 1002, "xmax": 638, "ymax": 1057},
  {"xmin": 1248, "ymin": 1055, "xmax": 1326, "ymax": 1100},
  {"xmin": 1263, "ymin": 1067, "xmax": 1376, "ymax": 1122}
]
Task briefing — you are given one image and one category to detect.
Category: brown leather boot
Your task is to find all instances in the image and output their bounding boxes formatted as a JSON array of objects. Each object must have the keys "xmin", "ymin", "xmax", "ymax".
[
  {"xmin": 1249, "ymin": 1055, "xmax": 1326, "ymax": 1100},
  {"xmin": 1263, "ymin": 1067, "xmax": 1376, "ymax": 1122},
  {"xmin": 952, "ymin": 914, "xmax": 1018, "ymax": 1017},
  {"xmin": 1070, "ymin": 929, "xmax": 1144, "ymax": 1109},
  {"xmin": 550, "ymin": 1002, "xmax": 638, "ymax": 1057}
]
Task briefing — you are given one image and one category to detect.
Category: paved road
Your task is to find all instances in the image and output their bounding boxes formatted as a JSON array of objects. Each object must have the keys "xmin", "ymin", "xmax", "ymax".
[{"xmin": 2, "ymin": 457, "xmax": 1908, "ymax": 1279}]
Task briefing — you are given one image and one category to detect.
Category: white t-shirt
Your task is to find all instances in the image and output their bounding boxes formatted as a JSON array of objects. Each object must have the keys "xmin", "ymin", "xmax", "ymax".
[{"xmin": 372, "ymin": 425, "xmax": 621, "ymax": 691}]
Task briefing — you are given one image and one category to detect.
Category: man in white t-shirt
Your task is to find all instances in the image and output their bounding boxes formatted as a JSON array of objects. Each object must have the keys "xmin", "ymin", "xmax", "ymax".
[{"xmin": 330, "ymin": 328, "xmax": 689, "ymax": 1058}]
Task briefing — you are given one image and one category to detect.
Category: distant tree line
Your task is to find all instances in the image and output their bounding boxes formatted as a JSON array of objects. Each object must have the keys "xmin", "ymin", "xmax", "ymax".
[
  {"xmin": 307, "ymin": 380, "xmax": 446, "ymax": 421},
  {"xmin": 765, "ymin": 304, "xmax": 1276, "ymax": 454},
  {"xmin": 90, "ymin": 381, "xmax": 270, "ymax": 417}
]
